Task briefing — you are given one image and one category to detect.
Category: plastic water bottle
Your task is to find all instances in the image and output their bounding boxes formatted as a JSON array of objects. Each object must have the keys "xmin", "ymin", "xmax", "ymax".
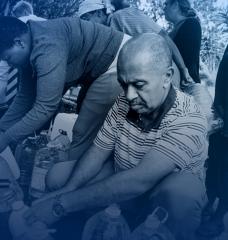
[
  {"xmin": 9, "ymin": 201, "xmax": 54, "ymax": 240},
  {"xmin": 15, "ymin": 133, "xmax": 49, "ymax": 201},
  {"xmin": 0, "ymin": 156, "xmax": 24, "ymax": 240},
  {"xmin": 29, "ymin": 130, "xmax": 71, "ymax": 198},
  {"xmin": 29, "ymin": 147, "xmax": 55, "ymax": 199},
  {"xmin": 130, "ymin": 207, "xmax": 175, "ymax": 240},
  {"xmin": 82, "ymin": 204, "xmax": 130, "ymax": 240}
]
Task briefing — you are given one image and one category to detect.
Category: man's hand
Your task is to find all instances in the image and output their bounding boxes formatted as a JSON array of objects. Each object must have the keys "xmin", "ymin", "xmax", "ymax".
[{"xmin": 24, "ymin": 198, "xmax": 59, "ymax": 226}]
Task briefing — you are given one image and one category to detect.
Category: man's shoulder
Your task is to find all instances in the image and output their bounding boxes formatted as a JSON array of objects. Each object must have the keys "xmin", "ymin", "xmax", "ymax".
[{"xmin": 169, "ymin": 89, "xmax": 207, "ymax": 125}]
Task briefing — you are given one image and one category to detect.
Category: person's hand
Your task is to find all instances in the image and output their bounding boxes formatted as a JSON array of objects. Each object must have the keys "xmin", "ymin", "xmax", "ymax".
[{"xmin": 23, "ymin": 197, "xmax": 60, "ymax": 226}]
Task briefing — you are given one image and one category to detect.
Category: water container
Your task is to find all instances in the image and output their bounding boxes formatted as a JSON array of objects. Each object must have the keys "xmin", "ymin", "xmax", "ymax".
[
  {"xmin": 29, "ymin": 147, "xmax": 55, "ymax": 199},
  {"xmin": 9, "ymin": 201, "xmax": 54, "ymax": 240},
  {"xmin": 0, "ymin": 156, "xmax": 23, "ymax": 239},
  {"xmin": 15, "ymin": 133, "xmax": 49, "ymax": 200},
  {"xmin": 49, "ymin": 113, "xmax": 78, "ymax": 142},
  {"xmin": 130, "ymin": 207, "xmax": 175, "ymax": 240},
  {"xmin": 0, "ymin": 147, "xmax": 20, "ymax": 179},
  {"xmin": 82, "ymin": 204, "xmax": 130, "ymax": 240},
  {"xmin": 30, "ymin": 130, "xmax": 71, "ymax": 197}
]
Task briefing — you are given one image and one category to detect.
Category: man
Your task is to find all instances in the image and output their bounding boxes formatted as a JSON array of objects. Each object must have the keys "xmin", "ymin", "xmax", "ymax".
[
  {"xmin": 78, "ymin": 0, "xmax": 191, "ymax": 87},
  {"xmin": 26, "ymin": 34, "xmax": 208, "ymax": 240},
  {"xmin": 0, "ymin": 16, "xmax": 129, "ymax": 159}
]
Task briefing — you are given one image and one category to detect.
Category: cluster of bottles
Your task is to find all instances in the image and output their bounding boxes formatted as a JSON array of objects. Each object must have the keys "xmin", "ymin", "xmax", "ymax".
[
  {"xmin": 0, "ymin": 156, "xmax": 54, "ymax": 240},
  {"xmin": 82, "ymin": 204, "xmax": 175, "ymax": 240},
  {"xmin": 15, "ymin": 129, "xmax": 71, "ymax": 201}
]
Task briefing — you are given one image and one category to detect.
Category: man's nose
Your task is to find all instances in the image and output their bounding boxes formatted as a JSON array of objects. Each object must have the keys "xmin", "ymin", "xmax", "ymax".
[{"xmin": 126, "ymin": 85, "xmax": 137, "ymax": 102}]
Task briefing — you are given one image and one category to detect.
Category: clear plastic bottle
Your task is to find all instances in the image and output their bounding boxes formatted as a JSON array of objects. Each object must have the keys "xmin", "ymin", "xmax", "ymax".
[
  {"xmin": 130, "ymin": 207, "xmax": 175, "ymax": 240},
  {"xmin": 29, "ymin": 147, "xmax": 54, "ymax": 199},
  {"xmin": 15, "ymin": 133, "xmax": 49, "ymax": 201},
  {"xmin": 29, "ymin": 130, "xmax": 71, "ymax": 198},
  {"xmin": 82, "ymin": 204, "xmax": 130, "ymax": 240},
  {"xmin": 9, "ymin": 201, "xmax": 54, "ymax": 240},
  {"xmin": 0, "ymin": 156, "xmax": 24, "ymax": 240}
]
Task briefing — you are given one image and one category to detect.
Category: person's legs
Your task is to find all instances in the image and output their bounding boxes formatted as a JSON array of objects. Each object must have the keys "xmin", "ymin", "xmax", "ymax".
[
  {"xmin": 205, "ymin": 132, "xmax": 222, "ymax": 208},
  {"xmin": 149, "ymin": 171, "xmax": 207, "ymax": 240},
  {"xmin": 69, "ymin": 72, "xmax": 122, "ymax": 161},
  {"xmin": 197, "ymin": 133, "xmax": 228, "ymax": 238}
]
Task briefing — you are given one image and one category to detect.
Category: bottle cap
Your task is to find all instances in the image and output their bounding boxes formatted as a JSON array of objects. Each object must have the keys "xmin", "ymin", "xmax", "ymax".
[
  {"xmin": 105, "ymin": 204, "xmax": 121, "ymax": 218},
  {"xmin": 12, "ymin": 201, "xmax": 25, "ymax": 210}
]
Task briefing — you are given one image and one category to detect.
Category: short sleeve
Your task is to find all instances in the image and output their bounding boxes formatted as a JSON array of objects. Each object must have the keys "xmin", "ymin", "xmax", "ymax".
[
  {"xmin": 94, "ymin": 96, "xmax": 122, "ymax": 150},
  {"xmin": 151, "ymin": 114, "xmax": 208, "ymax": 170}
]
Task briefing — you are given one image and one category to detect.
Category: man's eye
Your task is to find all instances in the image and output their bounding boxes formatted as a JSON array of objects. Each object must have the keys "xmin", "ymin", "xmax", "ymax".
[{"xmin": 134, "ymin": 83, "xmax": 145, "ymax": 89}]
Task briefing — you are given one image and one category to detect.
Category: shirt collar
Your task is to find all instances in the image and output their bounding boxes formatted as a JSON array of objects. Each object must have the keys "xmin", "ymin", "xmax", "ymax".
[{"xmin": 126, "ymin": 86, "xmax": 176, "ymax": 131}]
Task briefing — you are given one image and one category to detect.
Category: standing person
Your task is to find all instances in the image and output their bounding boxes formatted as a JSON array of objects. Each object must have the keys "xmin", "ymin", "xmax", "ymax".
[
  {"xmin": 164, "ymin": 0, "xmax": 202, "ymax": 83},
  {"xmin": 78, "ymin": 0, "xmax": 192, "ymax": 88},
  {"xmin": 0, "ymin": 16, "xmax": 130, "ymax": 162},
  {"xmin": 197, "ymin": 45, "xmax": 228, "ymax": 238}
]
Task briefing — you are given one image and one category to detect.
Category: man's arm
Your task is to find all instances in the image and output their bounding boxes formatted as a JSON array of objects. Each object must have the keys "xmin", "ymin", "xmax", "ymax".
[
  {"xmin": 0, "ymin": 45, "xmax": 68, "ymax": 151},
  {"xmin": 61, "ymin": 148, "xmax": 176, "ymax": 213},
  {"xmin": 28, "ymin": 147, "xmax": 176, "ymax": 225}
]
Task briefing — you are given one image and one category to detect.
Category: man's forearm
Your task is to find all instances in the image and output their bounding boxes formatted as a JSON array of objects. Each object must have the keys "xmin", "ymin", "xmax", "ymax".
[
  {"xmin": 66, "ymin": 145, "xmax": 112, "ymax": 190},
  {"xmin": 61, "ymin": 168, "xmax": 151, "ymax": 214}
]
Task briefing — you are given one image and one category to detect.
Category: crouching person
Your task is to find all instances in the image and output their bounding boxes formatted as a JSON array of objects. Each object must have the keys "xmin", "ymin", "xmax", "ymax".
[{"xmin": 25, "ymin": 34, "xmax": 208, "ymax": 240}]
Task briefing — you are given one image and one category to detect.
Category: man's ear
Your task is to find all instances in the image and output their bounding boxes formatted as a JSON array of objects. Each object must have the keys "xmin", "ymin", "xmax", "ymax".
[
  {"xmin": 14, "ymin": 38, "xmax": 24, "ymax": 48},
  {"xmin": 163, "ymin": 66, "xmax": 174, "ymax": 88}
]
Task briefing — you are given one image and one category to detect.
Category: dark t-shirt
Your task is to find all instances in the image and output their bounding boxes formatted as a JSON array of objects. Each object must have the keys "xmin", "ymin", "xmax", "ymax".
[
  {"xmin": 214, "ymin": 45, "xmax": 228, "ymax": 135},
  {"xmin": 170, "ymin": 18, "xmax": 202, "ymax": 83}
]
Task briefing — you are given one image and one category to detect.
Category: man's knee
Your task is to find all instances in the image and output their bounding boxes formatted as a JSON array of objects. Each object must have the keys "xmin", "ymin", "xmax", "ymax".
[{"xmin": 150, "ymin": 172, "xmax": 207, "ymax": 239}]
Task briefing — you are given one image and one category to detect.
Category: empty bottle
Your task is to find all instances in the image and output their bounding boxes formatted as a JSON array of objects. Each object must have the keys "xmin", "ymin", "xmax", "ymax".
[
  {"xmin": 130, "ymin": 207, "xmax": 175, "ymax": 240},
  {"xmin": 82, "ymin": 204, "xmax": 130, "ymax": 240}
]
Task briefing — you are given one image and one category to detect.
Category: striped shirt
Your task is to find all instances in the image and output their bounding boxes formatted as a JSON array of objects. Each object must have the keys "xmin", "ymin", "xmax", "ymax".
[
  {"xmin": 107, "ymin": 7, "xmax": 161, "ymax": 36},
  {"xmin": 94, "ymin": 89, "xmax": 208, "ymax": 180},
  {"xmin": 0, "ymin": 61, "xmax": 18, "ymax": 106}
]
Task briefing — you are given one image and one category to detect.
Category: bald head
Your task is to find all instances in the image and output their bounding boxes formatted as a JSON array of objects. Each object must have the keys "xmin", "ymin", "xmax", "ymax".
[
  {"xmin": 117, "ymin": 33, "xmax": 172, "ymax": 74},
  {"xmin": 117, "ymin": 33, "xmax": 174, "ymax": 114}
]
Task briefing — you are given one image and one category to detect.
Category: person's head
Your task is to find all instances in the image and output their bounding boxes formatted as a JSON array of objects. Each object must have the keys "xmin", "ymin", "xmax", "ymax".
[
  {"xmin": 164, "ymin": 0, "xmax": 196, "ymax": 23},
  {"xmin": 11, "ymin": 0, "xmax": 33, "ymax": 18},
  {"xmin": 0, "ymin": 16, "xmax": 31, "ymax": 67},
  {"xmin": 117, "ymin": 33, "xmax": 174, "ymax": 115},
  {"xmin": 78, "ymin": 0, "xmax": 108, "ymax": 25}
]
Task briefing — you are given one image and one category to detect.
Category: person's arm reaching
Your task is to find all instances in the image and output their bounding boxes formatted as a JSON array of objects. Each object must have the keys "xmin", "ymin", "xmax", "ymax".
[
  {"xmin": 27, "ymin": 147, "xmax": 176, "ymax": 225},
  {"xmin": 0, "ymin": 45, "xmax": 68, "ymax": 152}
]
